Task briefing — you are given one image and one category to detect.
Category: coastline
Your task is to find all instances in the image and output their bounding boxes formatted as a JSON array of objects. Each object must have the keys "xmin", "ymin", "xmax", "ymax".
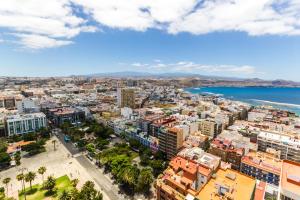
[{"xmin": 184, "ymin": 86, "xmax": 300, "ymax": 115}]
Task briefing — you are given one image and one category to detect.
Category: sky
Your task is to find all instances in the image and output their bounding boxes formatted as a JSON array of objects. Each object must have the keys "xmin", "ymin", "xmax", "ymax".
[{"xmin": 0, "ymin": 0, "xmax": 300, "ymax": 81}]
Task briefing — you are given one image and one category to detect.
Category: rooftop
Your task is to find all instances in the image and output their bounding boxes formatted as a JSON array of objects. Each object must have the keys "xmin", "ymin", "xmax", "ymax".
[
  {"xmin": 197, "ymin": 168, "xmax": 256, "ymax": 200},
  {"xmin": 241, "ymin": 151, "xmax": 282, "ymax": 175},
  {"xmin": 280, "ymin": 160, "xmax": 300, "ymax": 197}
]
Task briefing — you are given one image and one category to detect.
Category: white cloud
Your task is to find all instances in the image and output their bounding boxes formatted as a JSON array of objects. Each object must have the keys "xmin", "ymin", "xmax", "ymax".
[
  {"xmin": 14, "ymin": 34, "xmax": 73, "ymax": 49},
  {"xmin": 0, "ymin": 0, "xmax": 96, "ymax": 49},
  {"xmin": 131, "ymin": 61, "xmax": 258, "ymax": 75},
  {"xmin": 72, "ymin": 0, "xmax": 300, "ymax": 36},
  {"xmin": 0, "ymin": 0, "xmax": 300, "ymax": 49}
]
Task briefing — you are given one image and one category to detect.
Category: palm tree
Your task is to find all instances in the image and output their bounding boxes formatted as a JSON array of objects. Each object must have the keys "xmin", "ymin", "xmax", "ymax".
[
  {"xmin": 52, "ymin": 140, "xmax": 57, "ymax": 151},
  {"xmin": 2, "ymin": 177, "xmax": 11, "ymax": 196},
  {"xmin": 71, "ymin": 179, "xmax": 79, "ymax": 188},
  {"xmin": 44, "ymin": 176, "xmax": 56, "ymax": 193},
  {"xmin": 38, "ymin": 166, "xmax": 46, "ymax": 185},
  {"xmin": 59, "ymin": 190, "xmax": 71, "ymax": 200},
  {"xmin": 16, "ymin": 173, "xmax": 25, "ymax": 193},
  {"xmin": 25, "ymin": 172, "xmax": 36, "ymax": 190}
]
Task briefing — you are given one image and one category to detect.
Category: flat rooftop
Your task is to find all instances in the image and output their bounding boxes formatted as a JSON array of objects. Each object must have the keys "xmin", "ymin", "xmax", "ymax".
[
  {"xmin": 242, "ymin": 151, "xmax": 282, "ymax": 175},
  {"xmin": 197, "ymin": 168, "xmax": 256, "ymax": 200},
  {"xmin": 280, "ymin": 160, "xmax": 300, "ymax": 198}
]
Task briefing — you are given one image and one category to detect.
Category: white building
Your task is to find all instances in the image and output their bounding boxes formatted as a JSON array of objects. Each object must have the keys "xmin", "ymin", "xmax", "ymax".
[
  {"xmin": 6, "ymin": 113, "xmax": 47, "ymax": 136},
  {"xmin": 16, "ymin": 98, "xmax": 40, "ymax": 113}
]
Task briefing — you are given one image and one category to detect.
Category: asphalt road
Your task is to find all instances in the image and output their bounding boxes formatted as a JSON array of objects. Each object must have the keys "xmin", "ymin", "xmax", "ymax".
[{"xmin": 53, "ymin": 129, "xmax": 80, "ymax": 155}]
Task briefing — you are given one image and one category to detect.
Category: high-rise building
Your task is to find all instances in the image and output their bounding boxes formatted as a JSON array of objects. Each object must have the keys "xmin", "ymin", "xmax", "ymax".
[
  {"xmin": 117, "ymin": 87, "xmax": 136, "ymax": 109},
  {"xmin": 5, "ymin": 113, "xmax": 47, "ymax": 136},
  {"xmin": 159, "ymin": 127, "xmax": 184, "ymax": 159}
]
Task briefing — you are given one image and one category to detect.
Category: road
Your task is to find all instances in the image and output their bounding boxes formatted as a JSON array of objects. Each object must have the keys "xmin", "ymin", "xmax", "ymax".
[{"xmin": 53, "ymin": 129, "xmax": 125, "ymax": 200}]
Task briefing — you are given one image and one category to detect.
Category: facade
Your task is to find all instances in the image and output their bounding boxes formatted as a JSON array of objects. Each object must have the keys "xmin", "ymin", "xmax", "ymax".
[
  {"xmin": 257, "ymin": 131, "xmax": 300, "ymax": 162},
  {"xmin": 117, "ymin": 87, "xmax": 135, "ymax": 109},
  {"xmin": 0, "ymin": 96, "xmax": 16, "ymax": 109},
  {"xmin": 208, "ymin": 138, "xmax": 244, "ymax": 171},
  {"xmin": 159, "ymin": 127, "xmax": 184, "ymax": 160},
  {"xmin": 6, "ymin": 113, "xmax": 47, "ymax": 136},
  {"xmin": 280, "ymin": 160, "xmax": 300, "ymax": 200},
  {"xmin": 240, "ymin": 151, "xmax": 281, "ymax": 186},
  {"xmin": 199, "ymin": 120, "xmax": 218, "ymax": 138},
  {"xmin": 48, "ymin": 107, "xmax": 85, "ymax": 126}
]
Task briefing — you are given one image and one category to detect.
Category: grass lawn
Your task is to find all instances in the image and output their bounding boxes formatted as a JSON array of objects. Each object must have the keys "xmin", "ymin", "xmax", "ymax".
[{"xmin": 19, "ymin": 175, "xmax": 73, "ymax": 200}]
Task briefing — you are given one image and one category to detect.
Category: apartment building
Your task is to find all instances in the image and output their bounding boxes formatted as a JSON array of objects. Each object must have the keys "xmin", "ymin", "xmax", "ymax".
[
  {"xmin": 156, "ymin": 156, "xmax": 214, "ymax": 200},
  {"xmin": 159, "ymin": 127, "xmax": 184, "ymax": 160},
  {"xmin": 156, "ymin": 154, "xmax": 255, "ymax": 200},
  {"xmin": 117, "ymin": 87, "xmax": 136, "ymax": 109},
  {"xmin": 208, "ymin": 138, "xmax": 244, "ymax": 171},
  {"xmin": 280, "ymin": 160, "xmax": 300, "ymax": 200},
  {"xmin": 199, "ymin": 119, "xmax": 220, "ymax": 138},
  {"xmin": 240, "ymin": 151, "xmax": 281, "ymax": 186},
  {"xmin": 6, "ymin": 113, "xmax": 47, "ymax": 136},
  {"xmin": 257, "ymin": 131, "xmax": 300, "ymax": 162},
  {"xmin": 197, "ymin": 167, "xmax": 256, "ymax": 200}
]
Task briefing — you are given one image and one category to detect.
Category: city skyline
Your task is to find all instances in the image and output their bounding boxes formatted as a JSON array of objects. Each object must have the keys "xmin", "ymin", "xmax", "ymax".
[{"xmin": 0, "ymin": 0, "xmax": 300, "ymax": 81}]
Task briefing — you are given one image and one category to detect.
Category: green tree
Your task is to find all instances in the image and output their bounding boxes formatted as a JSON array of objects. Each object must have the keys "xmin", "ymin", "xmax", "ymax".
[
  {"xmin": 2, "ymin": 177, "xmax": 11, "ymax": 196},
  {"xmin": 44, "ymin": 176, "xmax": 56, "ymax": 193},
  {"xmin": 78, "ymin": 181, "xmax": 103, "ymax": 200},
  {"xmin": 38, "ymin": 166, "xmax": 47, "ymax": 185},
  {"xmin": 59, "ymin": 190, "xmax": 72, "ymax": 200},
  {"xmin": 16, "ymin": 173, "xmax": 25, "ymax": 193},
  {"xmin": 14, "ymin": 152, "xmax": 21, "ymax": 166},
  {"xmin": 71, "ymin": 179, "xmax": 79, "ymax": 188},
  {"xmin": 120, "ymin": 165, "xmax": 139, "ymax": 189},
  {"xmin": 25, "ymin": 171, "xmax": 36, "ymax": 190},
  {"xmin": 0, "ymin": 152, "xmax": 11, "ymax": 167},
  {"xmin": 150, "ymin": 160, "xmax": 165, "ymax": 177},
  {"xmin": 136, "ymin": 168, "xmax": 154, "ymax": 193}
]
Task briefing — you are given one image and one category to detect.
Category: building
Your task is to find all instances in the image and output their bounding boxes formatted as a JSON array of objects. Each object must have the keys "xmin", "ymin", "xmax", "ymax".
[
  {"xmin": 240, "ymin": 151, "xmax": 281, "ymax": 186},
  {"xmin": 0, "ymin": 96, "xmax": 16, "ymax": 109},
  {"xmin": 257, "ymin": 131, "xmax": 300, "ymax": 162},
  {"xmin": 117, "ymin": 87, "xmax": 135, "ymax": 109},
  {"xmin": 197, "ymin": 167, "xmax": 256, "ymax": 200},
  {"xmin": 208, "ymin": 138, "xmax": 244, "ymax": 171},
  {"xmin": 156, "ymin": 156, "xmax": 214, "ymax": 200},
  {"xmin": 199, "ymin": 119, "xmax": 218, "ymax": 138},
  {"xmin": 16, "ymin": 98, "xmax": 40, "ymax": 113},
  {"xmin": 48, "ymin": 107, "xmax": 85, "ymax": 126},
  {"xmin": 5, "ymin": 113, "xmax": 47, "ymax": 136},
  {"xmin": 159, "ymin": 127, "xmax": 184, "ymax": 160},
  {"xmin": 280, "ymin": 160, "xmax": 300, "ymax": 200}
]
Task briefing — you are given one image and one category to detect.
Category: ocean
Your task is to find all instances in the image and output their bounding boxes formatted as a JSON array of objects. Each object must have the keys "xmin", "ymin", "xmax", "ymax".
[{"xmin": 185, "ymin": 87, "xmax": 300, "ymax": 115}]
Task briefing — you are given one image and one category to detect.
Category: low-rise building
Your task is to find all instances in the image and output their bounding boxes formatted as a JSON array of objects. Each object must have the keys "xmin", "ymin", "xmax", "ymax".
[
  {"xmin": 48, "ymin": 107, "xmax": 85, "ymax": 126},
  {"xmin": 280, "ymin": 160, "xmax": 300, "ymax": 200},
  {"xmin": 240, "ymin": 151, "xmax": 281, "ymax": 186},
  {"xmin": 6, "ymin": 112, "xmax": 47, "ymax": 136}
]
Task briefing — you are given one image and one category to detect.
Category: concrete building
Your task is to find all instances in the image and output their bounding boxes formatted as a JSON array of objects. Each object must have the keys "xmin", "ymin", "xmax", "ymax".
[
  {"xmin": 257, "ymin": 131, "xmax": 300, "ymax": 162},
  {"xmin": 240, "ymin": 151, "xmax": 281, "ymax": 186},
  {"xmin": 48, "ymin": 107, "xmax": 85, "ymax": 126},
  {"xmin": 6, "ymin": 113, "xmax": 47, "ymax": 136},
  {"xmin": 159, "ymin": 127, "xmax": 184, "ymax": 160},
  {"xmin": 197, "ymin": 167, "xmax": 256, "ymax": 200},
  {"xmin": 199, "ymin": 119, "xmax": 218, "ymax": 138},
  {"xmin": 16, "ymin": 98, "xmax": 40, "ymax": 113},
  {"xmin": 280, "ymin": 160, "xmax": 300, "ymax": 200},
  {"xmin": 208, "ymin": 138, "xmax": 244, "ymax": 171},
  {"xmin": 117, "ymin": 87, "xmax": 135, "ymax": 109},
  {"xmin": 156, "ymin": 154, "xmax": 256, "ymax": 200}
]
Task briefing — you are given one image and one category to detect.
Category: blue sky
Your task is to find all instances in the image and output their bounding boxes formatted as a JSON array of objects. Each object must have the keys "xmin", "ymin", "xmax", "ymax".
[{"xmin": 0, "ymin": 0, "xmax": 300, "ymax": 81}]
